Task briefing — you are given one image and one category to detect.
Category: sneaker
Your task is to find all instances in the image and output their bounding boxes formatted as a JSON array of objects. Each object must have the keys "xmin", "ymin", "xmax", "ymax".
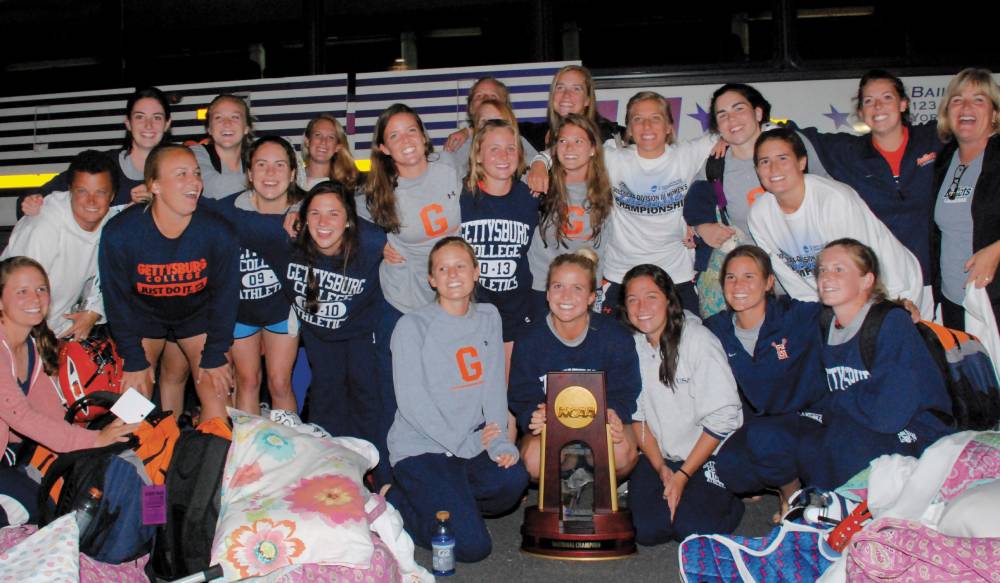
[{"xmin": 270, "ymin": 409, "xmax": 304, "ymax": 427}]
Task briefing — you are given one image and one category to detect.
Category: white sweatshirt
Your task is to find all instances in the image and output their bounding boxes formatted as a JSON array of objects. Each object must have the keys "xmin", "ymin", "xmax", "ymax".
[
  {"xmin": 748, "ymin": 174, "xmax": 925, "ymax": 306},
  {"xmin": 633, "ymin": 312, "xmax": 743, "ymax": 461},
  {"xmin": 1, "ymin": 191, "xmax": 121, "ymax": 336}
]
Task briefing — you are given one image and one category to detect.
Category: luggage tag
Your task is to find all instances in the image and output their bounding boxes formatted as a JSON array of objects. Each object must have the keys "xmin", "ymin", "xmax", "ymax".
[
  {"xmin": 110, "ymin": 387, "xmax": 155, "ymax": 423},
  {"xmin": 142, "ymin": 485, "xmax": 167, "ymax": 525}
]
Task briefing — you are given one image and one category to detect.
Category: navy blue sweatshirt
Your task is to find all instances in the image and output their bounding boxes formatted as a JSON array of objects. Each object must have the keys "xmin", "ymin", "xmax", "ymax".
[
  {"xmin": 705, "ymin": 297, "xmax": 828, "ymax": 416},
  {"xmin": 459, "ymin": 181, "xmax": 539, "ymax": 317},
  {"xmin": 792, "ymin": 122, "xmax": 943, "ymax": 283},
  {"xmin": 812, "ymin": 307, "xmax": 951, "ymax": 436},
  {"xmin": 509, "ymin": 312, "xmax": 641, "ymax": 433},
  {"xmin": 216, "ymin": 192, "xmax": 290, "ymax": 328},
  {"xmin": 98, "ymin": 204, "xmax": 239, "ymax": 372},
  {"xmin": 207, "ymin": 201, "xmax": 386, "ymax": 343}
]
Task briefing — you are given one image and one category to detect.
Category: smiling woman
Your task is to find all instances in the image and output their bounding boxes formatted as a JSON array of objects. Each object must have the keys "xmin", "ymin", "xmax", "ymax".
[
  {"xmin": 359, "ymin": 102, "xmax": 464, "ymax": 488},
  {"xmin": 795, "ymin": 238, "xmax": 954, "ymax": 489},
  {"xmin": 746, "ymin": 127, "xmax": 926, "ymax": 312},
  {"xmin": 932, "ymin": 68, "xmax": 1000, "ymax": 330},
  {"xmin": 0, "ymin": 257, "xmax": 136, "ymax": 527},
  {"xmin": 386, "ymin": 236, "xmax": 527, "ymax": 564},
  {"xmin": 191, "ymin": 94, "xmax": 253, "ymax": 200},
  {"xmin": 31, "ymin": 87, "xmax": 172, "ymax": 206},
  {"xmin": 99, "ymin": 144, "xmax": 240, "ymax": 423},
  {"xmin": 620, "ymin": 263, "xmax": 743, "ymax": 545}
]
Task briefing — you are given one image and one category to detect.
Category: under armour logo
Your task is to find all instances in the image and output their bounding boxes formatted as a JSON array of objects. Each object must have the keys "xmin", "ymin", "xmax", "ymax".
[{"xmin": 772, "ymin": 338, "xmax": 789, "ymax": 360}]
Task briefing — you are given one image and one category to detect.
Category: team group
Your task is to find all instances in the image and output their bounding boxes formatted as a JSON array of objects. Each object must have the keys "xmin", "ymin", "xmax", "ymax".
[{"xmin": 1, "ymin": 63, "xmax": 998, "ymax": 560}]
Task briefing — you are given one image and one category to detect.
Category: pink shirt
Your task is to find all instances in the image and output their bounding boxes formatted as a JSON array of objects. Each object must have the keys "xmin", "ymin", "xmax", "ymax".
[{"xmin": 0, "ymin": 329, "xmax": 96, "ymax": 455}]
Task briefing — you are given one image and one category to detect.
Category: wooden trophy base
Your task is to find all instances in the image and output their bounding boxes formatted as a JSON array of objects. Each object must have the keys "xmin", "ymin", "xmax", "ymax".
[{"xmin": 520, "ymin": 505, "xmax": 636, "ymax": 560}]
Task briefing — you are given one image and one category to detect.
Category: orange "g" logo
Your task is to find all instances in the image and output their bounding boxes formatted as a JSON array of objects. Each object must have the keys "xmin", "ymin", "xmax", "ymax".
[
  {"xmin": 456, "ymin": 346, "xmax": 482, "ymax": 382},
  {"xmin": 563, "ymin": 206, "xmax": 585, "ymax": 237},
  {"xmin": 420, "ymin": 204, "xmax": 449, "ymax": 237}
]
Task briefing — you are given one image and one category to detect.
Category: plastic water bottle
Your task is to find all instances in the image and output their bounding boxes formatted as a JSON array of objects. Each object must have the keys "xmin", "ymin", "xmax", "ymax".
[
  {"xmin": 431, "ymin": 510, "xmax": 456, "ymax": 576},
  {"xmin": 74, "ymin": 487, "xmax": 102, "ymax": 540}
]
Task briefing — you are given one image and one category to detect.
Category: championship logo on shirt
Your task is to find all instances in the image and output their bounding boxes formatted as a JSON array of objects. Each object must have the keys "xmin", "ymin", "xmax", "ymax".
[
  {"xmin": 136, "ymin": 259, "xmax": 208, "ymax": 297},
  {"xmin": 612, "ymin": 180, "xmax": 687, "ymax": 215}
]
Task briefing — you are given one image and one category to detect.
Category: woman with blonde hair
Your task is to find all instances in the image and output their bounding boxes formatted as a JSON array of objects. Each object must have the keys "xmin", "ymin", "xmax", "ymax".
[
  {"xmin": 932, "ymin": 67, "xmax": 1000, "ymax": 329},
  {"xmin": 797, "ymin": 239, "xmax": 952, "ymax": 489},
  {"xmin": 298, "ymin": 113, "xmax": 359, "ymax": 191}
]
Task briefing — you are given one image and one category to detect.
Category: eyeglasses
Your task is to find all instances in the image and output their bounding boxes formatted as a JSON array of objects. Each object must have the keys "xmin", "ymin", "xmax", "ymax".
[{"xmin": 946, "ymin": 163, "xmax": 969, "ymax": 201}]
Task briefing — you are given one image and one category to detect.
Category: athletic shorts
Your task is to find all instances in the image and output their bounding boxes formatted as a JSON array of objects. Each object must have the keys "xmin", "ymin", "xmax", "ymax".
[{"xmin": 233, "ymin": 317, "xmax": 292, "ymax": 340}]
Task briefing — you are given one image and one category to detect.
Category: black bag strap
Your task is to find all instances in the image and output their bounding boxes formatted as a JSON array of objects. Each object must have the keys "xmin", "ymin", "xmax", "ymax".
[
  {"xmin": 37, "ymin": 442, "xmax": 130, "ymax": 526},
  {"xmin": 819, "ymin": 301, "xmax": 899, "ymax": 372},
  {"xmin": 64, "ymin": 391, "xmax": 122, "ymax": 424}
]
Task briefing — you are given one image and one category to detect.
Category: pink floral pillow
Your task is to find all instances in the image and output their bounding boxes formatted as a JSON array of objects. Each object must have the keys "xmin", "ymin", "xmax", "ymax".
[{"xmin": 211, "ymin": 413, "xmax": 379, "ymax": 579}]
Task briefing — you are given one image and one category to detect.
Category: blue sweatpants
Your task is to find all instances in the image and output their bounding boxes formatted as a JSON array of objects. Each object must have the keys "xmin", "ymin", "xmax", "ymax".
[
  {"xmin": 627, "ymin": 454, "xmax": 744, "ymax": 546},
  {"xmin": 373, "ymin": 300, "xmax": 405, "ymax": 487},
  {"xmin": 0, "ymin": 464, "xmax": 38, "ymax": 527},
  {"xmin": 795, "ymin": 413, "xmax": 942, "ymax": 490},
  {"xmin": 387, "ymin": 451, "xmax": 529, "ymax": 562},
  {"xmin": 715, "ymin": 413, "xmax": 799, "ymax": 494},
  {"xmin": 301, "ymin": 330, "xmax": 377, "ymax": 442}
]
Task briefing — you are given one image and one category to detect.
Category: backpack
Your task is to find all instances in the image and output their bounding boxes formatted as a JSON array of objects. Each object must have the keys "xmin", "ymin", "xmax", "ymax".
[
  {"xmin": 147, "ymin": 418, "xmax": 231, "ymax": 580},
  {"xmin": 696, "ymin": 155, "xmax": 750, "ymax": 319},
  {"xmin": 56, "ymin": 327, "xmax": 124, "ymax": 423},
  {"xmin": 819, "ymin": 302, "xmax": 1000, "ymax": 431},
  {"xmin": 32, "ymin": 393, "xmax": 180, "ymax": 564}
]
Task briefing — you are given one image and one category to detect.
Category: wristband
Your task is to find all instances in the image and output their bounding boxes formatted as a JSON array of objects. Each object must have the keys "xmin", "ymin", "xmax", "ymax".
[{"xmin": 676, "ymin": 467, "xmax": 692, "ymax": 480}]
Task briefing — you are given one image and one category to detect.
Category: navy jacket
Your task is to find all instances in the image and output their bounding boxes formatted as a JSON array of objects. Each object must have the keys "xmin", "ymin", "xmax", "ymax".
[
  {"xmin": 813, "ymin": 307, "xmax": 951, "ymax": 437},
  {"xmin": 794, "ymin": 122, "xmax": 942, "ymax": 283},
  {"xmin": 508, "ymin": 312, "xmax": 640, "ymax": 433},
  {"xmin": 705, "ymin": 297, "xmax": 828, "ymax": 415}
]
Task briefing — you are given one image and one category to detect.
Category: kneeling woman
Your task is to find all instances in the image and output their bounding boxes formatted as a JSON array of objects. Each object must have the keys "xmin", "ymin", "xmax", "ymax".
[
  {"xmin": 706, "ymin": 246, "xmax": 828, "ymax": 516},
  {"xmin": 1, "ymin": 257, "xmax": 136, "ymax": 526},
  {"xmin": 386, "ymin": 237, "xmax": 528, "ymax": 563},
  {"xmin": 509, "ymin": 251, "xmax": 640, "ymax": 482},
  {"xmin": 797, "ymin": 239, "xmax": 953, "ymax": 489},
  {"xmin": 622, "ymin": 264, "xmax": 744, "ymax": 544}
]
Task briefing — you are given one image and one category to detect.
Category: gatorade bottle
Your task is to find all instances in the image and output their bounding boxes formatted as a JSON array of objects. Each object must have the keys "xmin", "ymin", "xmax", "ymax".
[
  {"xmin": 75, "ymin": 487, "xmax": 103, "ymax": 541},
  {"xmin": 431, "ymin": 510, "xmax": 456, "ymax": 576}
]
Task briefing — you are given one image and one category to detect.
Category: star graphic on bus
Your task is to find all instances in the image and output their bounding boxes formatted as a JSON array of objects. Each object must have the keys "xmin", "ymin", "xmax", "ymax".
[{"xmin": 823, "ymin": 105, "xmax": 851, "ymax": 130}]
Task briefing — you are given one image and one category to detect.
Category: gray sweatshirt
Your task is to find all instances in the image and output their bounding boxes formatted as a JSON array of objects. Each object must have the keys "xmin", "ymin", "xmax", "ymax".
[
  {"xmin": 526, "ymin": 181, "xmax": 606, "ymax": 291},
  {"xmin": 387, "ymin": 301, "xmax": 518, "ymax": 465},
  {"xmin": 191, "ymin": 143, "xmax": 248, "ymax": 200},
  {"xmin": 359, "ymin": 158, "xmax": 463, "ymax": 313}
]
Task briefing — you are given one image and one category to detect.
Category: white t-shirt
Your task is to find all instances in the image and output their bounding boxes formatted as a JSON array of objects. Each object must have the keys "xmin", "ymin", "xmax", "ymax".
[{"xmin": 602, "ymin": 134, "xmax": 717, "ymax": 284}]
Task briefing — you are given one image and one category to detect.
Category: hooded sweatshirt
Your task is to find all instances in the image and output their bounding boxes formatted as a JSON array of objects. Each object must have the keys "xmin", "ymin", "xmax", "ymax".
[{"xmin": 2, "ymin": 191, "xmax": 122, "ymax": 336}]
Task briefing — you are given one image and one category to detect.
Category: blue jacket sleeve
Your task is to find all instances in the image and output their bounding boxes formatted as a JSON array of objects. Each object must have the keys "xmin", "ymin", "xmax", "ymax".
[
  {"xmin": 97, "ymin": 219, "xmax": 148, "ymax": 372},
  {"xmin": 787, "ymin": 122, "xmax": 862, "ymax": 180},
  {"xmin": 200, "ymin": 219, "xmax": 240, "ymax": 369},
  {"xmin": 829, "ymin": 310, "xmax": 948, "ymax": 434},
  {"xmin": 201, "ymin": 199, "xmax": 292, "ymax": 269},
  {"xmin": 606, "ymin": 332, "xmax": 641, "ymax": 424},
  {"xmin": 684, "ymin": 180, "xmax": 720, "ymax": 227},
  {"xmin": 508, "ymin": 333, "xmax": 544, "ymax": 433}
]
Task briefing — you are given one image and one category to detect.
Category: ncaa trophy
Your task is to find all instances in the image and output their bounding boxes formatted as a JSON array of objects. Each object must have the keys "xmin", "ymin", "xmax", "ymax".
[{"xmin": 521, "ymin": 371, "xmax": 635, "ymax": 559}]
